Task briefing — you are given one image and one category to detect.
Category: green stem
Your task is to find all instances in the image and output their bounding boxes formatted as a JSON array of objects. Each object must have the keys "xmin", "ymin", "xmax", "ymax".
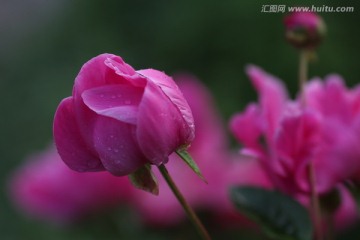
[
  {"xmin": 299, "ymin": 50, "xmax": 308, "ymax": 106},
  {"xmin": 158, "ymin": 164, "xmax": 211, "ymax": 240},
  {"xmin": 299, "ymin": 50, "xmax": 324, "ymax": 240},
  {"xmin": 309, "ymin": 162, "xmax": 324, "ymax": 240}
]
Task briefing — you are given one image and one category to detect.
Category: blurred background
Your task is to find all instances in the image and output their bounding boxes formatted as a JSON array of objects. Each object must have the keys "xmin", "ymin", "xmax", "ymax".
[{"xmin": 1, "ymin": 0, "xmax": 360, "ymax": 239}]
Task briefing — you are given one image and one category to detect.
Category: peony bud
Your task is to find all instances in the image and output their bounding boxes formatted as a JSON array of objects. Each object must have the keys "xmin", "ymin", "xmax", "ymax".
[
  {"xmin": 284, "ymin": 12, "xmax": 326, "ymax": 50},
  {"xmin": 53, "ymin": 54, "xmax": 195, "ymax": 176}
]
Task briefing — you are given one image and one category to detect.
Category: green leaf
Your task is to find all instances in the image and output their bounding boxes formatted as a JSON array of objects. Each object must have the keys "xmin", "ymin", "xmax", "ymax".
[
  {"xmin": 129, "ymin": 164, "xmax": 159, "ymax": 195},
  {"xmin": 230, "ymin": 186, "xmax": 313, "ymax": 240},
  {"xmin": 176, "ymin": 149, "xmax": 207, "ymax": 183}
]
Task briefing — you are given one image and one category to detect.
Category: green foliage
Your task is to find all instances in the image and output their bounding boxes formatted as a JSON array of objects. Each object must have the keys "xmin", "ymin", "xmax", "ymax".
[
  {"xmin": 176, "ymin": 149, "xmax": 207, "ymax": 182},
  {"xmin": 129, "ymin": 164, "xmax": 159, "ymax": 195},
  {"xmin": 230, "ymin": 186, "xmax": 313, "ymax": 240}
]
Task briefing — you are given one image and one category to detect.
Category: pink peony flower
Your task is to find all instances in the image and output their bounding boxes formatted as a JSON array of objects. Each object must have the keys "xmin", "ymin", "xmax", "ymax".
[
  {"xmin": 53, "ymin": 53, "xmax": 194, "ymax": 176},
  {"xmin": 230, "ymin": 65, "xmax": 360, "ymax": 196},
  {"xmin": 8, "ymin": 146, "xmax": 133, "ymax": 224}
]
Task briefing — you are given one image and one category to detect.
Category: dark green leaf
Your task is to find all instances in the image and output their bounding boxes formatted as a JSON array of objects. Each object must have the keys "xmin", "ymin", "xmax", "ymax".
[
  {"xmin": 176, "ymin": 149, "xmax": 207, "ymax": 183},
  {"xmin": 230, "ymin": 186, "xmax": 312, "ymax": 240},
  {"xmin": 129, "ymin": 164, "xmax": 159, "ymax": 195}
]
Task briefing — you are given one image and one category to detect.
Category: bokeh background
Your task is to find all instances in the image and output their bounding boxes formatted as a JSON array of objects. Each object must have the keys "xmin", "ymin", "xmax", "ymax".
[{"xmin": 1, "ymin": 0, "xmax": 360, "ymax": 239}]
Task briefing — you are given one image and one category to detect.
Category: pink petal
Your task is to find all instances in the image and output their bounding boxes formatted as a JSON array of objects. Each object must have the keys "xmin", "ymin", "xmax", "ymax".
[
  {"xmin": 74, "ymin": 54, "xmax": 146, "ymax": 99},
  {"xmin": 137, "ymin": 69, "xmax": 195, "ymax": 142},
  {"xmin": 275, "ymin": 110, "xmax": 322, "ymax": 192},
  {"xmin": 246, "ymin": 65, "xmax": 288, "ymax": 139},
  {"xmin": 72, "ymin": 98, "xmax": 100, "ymax": 155},
  {"xmin": 93, "ymin": 116, "xmax": 147, "ymax": 176},
  {"xmin": 333, "ymin": 186, "xmax": 358, "ymax": 230},
  {"xmin": 104, "ymin": 56, "xmax": 136, "ymax": 77},
  {"xmin": 53, "ymin": 97, "xmax": 104, "ymax": 172},
  {"xmin": 284, "ymin": 12, "xmax": 322, "ymax": 31},
  {"xmin": 303, "ymin": 77, "xmax": 324, "ymax": 109},
  {"xmin": 229, "ymin": 103, "xmax": 263, "ymax": 152},
  {"xmin": 350, "ymin": 87, "xmax": 360, "ymax": 120},
  {"xmin": 136, "ymin": 81, "xmax": 189, "ymax": 165},
  {"xmin": 315, "ymin": 122, "xmax": 360, "ymax": 192},
  {"xmin": 323, "ymin": 75, "xmax": 352, "ymax": 122},
  {"xmin": 306, "ymin": 75, "xmax": 352, "ymax": 124},
  {"xmin": 81, "ymin": 84, "xmax": 144, "ymax": 124}
]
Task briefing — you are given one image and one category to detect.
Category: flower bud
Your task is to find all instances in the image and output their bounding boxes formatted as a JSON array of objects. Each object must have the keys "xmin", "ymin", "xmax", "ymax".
[
  {"xmin": 284, "ymin": 12, "xmax": 326, "ymax": 50},
  {"xmin": 53, "ymin": 53, "xmax": 195, "ymax": 177}
]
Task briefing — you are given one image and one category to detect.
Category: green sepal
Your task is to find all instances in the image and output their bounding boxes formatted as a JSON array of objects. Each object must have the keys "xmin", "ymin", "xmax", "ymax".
[
  {"xmin": 129, "ymin": 164, "xmax": 159, "ymax": 195},
  {"xmin": 230, "ymin": 186, "xmax": 313, "ymax": 240},
  {"xmin": 176, "ymin": 149, "xmax": 207, "ymax": 183}
]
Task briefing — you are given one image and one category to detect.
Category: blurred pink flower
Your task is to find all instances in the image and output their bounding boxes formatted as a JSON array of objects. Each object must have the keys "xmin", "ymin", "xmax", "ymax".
[
  {"xmin": 9, "ymin": 145, "xmax": 133, "ymax": 224},
  {"xmin": 132, "ymin": 74, "xmax": 272, "ymax": 226},
  {"xmin": 53, "ymin": 53, "xmax": 194, "ymax": 176},
  {"xmin": 230, "ymin": 65, "xmax": 360, "ymax": 196}
]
